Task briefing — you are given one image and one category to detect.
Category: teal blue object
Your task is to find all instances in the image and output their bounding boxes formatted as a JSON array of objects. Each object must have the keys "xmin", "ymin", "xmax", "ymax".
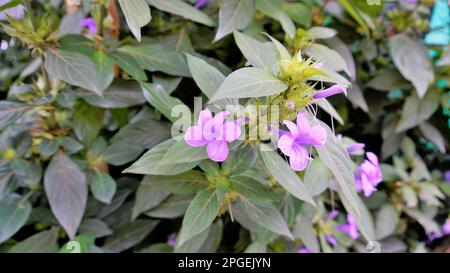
[
  {"xmin": 323, "ymin": 17, "xmax": 333, "ymax": 26},
  {"xmin": 424, "ymin": 0, "xmax": 450, "ymax": 46},
  {"xmin": 437, "ymin": 79, "xmax": 448, "ymax": 89},
  {"xmin": 428, "ymin": 49, "xmax": 438, "ymax": 58},
  {"xmin": 387, "ymin": 89, "xmax": 403, "ymax": 100}
]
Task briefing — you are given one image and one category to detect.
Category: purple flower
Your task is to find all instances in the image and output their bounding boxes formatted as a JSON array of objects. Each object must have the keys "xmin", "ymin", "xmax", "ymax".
[
  {"xmin": 336, "ymin": 214, "xmax": 359, "ymax": 240},
  {"xmin": 277, "ymin": 112, "xmax": 327, "ymax": 171},
  {"xmin": 442, "ymin": 219, "xmax": 450, "ymax": 235},
  {"xmin": 326, "ymin": 235, "xmax": 337, "ymax": 246},
  {"xmin": 79, "ymin": 17, "xmax": 97, "ymax": 34},
  {"xmin": 297, "ymin": 247, "xmax": 312, "ymax": 253},
  {"xmin": 184, "ymin": 109, "xmax": 243, "ymax": 162},
  {"xmin": 195, "ymin": 0, "xmax": 212, "ymax": 9},
  {"xmin": 355, "ymin": 152, "xmax": 382, "ymax": 197},
  {"xmin": 0, "ymin": 0, "xmax": 25, "ymax": 21},
  {"xmin": 444, "ymin": 171, "xmax": 450, "ymax": 183},
  {"xmin": 313, "ymin": 85, "xmax": 347, "ymax": 100},
  {"xmin": 326, "ymin": 210, "xmax": 339, "ymax": 221},
  {"xmin": 347, "ymin": 143, "xmax": 365, "ymax": 155},
  {"xmin": 167, "ymin": 233, "xmax": 177, "ymax": 247}
]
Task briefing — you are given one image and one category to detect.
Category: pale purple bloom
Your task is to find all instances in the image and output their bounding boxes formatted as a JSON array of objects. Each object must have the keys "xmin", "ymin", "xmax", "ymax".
[
  {"xmin": 326, "ymin": 210, "xmax": 339, "ymax": 220},
  {"xmin": 427, "ymin": 232, "xmax": 441, "ymax": 243},
  {"xmin": 79, "ymin": 17, "xmax": 97, "ymax": 34},
  {"xmin": 298, "ymin": 247, "xmax": 312, "ymax": 253},
  {"xmin": 184, "ymin": 109, "xmax": 243, "ymax": 162},
  {"xmin": 195, "ymin": 0, "xmax": 211, "ymax": 9},
  {"xmin": 277, "ymin": 112, "xmax": 327, "ymax": 171},
  {"xmin": 0, "ymin": 0, "xmax": 25, "ymax": 21},
  {"xmin": 442, "ymin": 219, "xmax": 450, "ymax": 235},
  {"xmin": 347, "ymin": 143, "xmax": 365, "ymax": 155},
  {"xmin": 444, "ymin": 171, "xmax": 450, "ymax": 183},
  {"xmin": 326, "ymin": 235, "xmax": 337, "ymax": 246},
  {"xmin": 167, "ymin": 233, "xmax": 177, "ymax": 247},
  {"xmin": 313, "ymin": 85, "xmax": 347, "ymax": 100},
  {"xmin": 355, "ymin": 152, "xmax": 382, "ymax": 197},
  {"xmin": 336, "ymin": 214, "xmax": 359, "ymax": 240}
]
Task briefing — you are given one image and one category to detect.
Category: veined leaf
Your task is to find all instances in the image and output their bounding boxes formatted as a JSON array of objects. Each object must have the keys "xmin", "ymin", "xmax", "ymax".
[
  {"xmin": 0, "ymin": 194, "xmax": 32, "ymax": 244},
  {"xmin": 44, "ymin": 151, "xmax": 87, "ymax": 239},
  {"xmin": 147, "ymin": 0, "xmax": 215, "ymax": 27},
  {"xmin": 233, "ymin": 31, "xmax": 278, "ymax": 71},
  {"xmin": 118, "ymin": 0, "xmax": 151, "ymax": 42},
  {"xmin": 210, "ymin": 67, "xmax": 288, "ymax": 102},
  {"xmin": 215, "ymin": 0, "xmax": 254, "ymax": 41},
  {"xmin": 178, "ymin": 188, "xmax": 220, "ymax": 245}
]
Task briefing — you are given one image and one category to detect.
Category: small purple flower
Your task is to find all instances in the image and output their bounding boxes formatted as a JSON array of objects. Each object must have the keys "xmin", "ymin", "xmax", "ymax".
[
  {"xmin": 336, "ymin": 214, "xmax": 359, "ymax": 240},
  {"xmin": 195, "ymin": 0, "xmax": 212, "ymax": 9},
  {"xmin": 427, "ymin": 232, "xmax": 442, "ymax": 243},
  {"xmin": 442, "ymin": 219, "xmax": 450, "ymax": 235},
  {"xmin": 326, "ymin": 235, "xmax": 337, "ymax": 246},
  {"xmin": 347, "ymin": 143, "xmax": 365, "ymax": 155},
  {"xmin": 277, "ymin": 112, "xmax": 327, "ymax": 171},
  {"xmin": 167, "ymin": 233, "xmax": 177, "ymax": 247},
  {"xmin": 79, "ymin": 17, "xmax": 97, "ymax": 34},
  {"xmin": 0, "ymin": 0, "xmax": 25, "ymax": 21},
  {"xmin": 326, "ymin": 210, "xmax": 339, "ymax": 221},
  {"xmin": 444, "ymin": 171, "xmax": 450, "ymax": 183},
  {"xmin": 313, "ymin": 85, "xmax": 347, "ymax": 100},
  {"xmin": 184, "ymin": 109, "xmax": 243, "ymax": 162},
  {"xmin": 355, "ymin": 152, "xmax": 382, "ymax": 197},
  {"xmin": 297, "ymin": 247, "xmax": 312, "ymax": 253}
]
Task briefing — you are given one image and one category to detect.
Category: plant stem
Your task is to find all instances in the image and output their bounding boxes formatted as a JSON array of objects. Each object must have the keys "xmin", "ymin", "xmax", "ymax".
[{"xmin": 40, "ymin": 54, "xmax": 51, "ymax": 92}]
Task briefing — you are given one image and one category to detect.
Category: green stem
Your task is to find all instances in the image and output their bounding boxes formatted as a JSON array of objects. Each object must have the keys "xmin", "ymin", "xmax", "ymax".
[{"xmin": 40, "ymin": 55, "xmax": 51, "ymax": 92}]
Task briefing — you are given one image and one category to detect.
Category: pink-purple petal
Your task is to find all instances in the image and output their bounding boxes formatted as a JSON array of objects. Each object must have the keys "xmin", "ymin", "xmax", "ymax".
[
  {"xmin": 184, "ymin": 125, "xmax": 208, "ymax": 147},
  {"xmin": 207, "ymin": 140, "xmax": 229, "ymax": 162},
  {"xmin": 278, "ymin": 135, "xmax": 295, "ymax": 157},
  {"xmin": 289, "ymin": 144, "xmax": 310, "ymax": 171}
]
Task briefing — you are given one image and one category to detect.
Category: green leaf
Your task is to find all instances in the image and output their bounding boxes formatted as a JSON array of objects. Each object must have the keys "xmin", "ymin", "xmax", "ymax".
[
  {"xmin": 79, "ymin": 219, "xmax": 112, "ymax": 238},
  {"xmin": 118, "ymin": 0, "xmax": 151, "ymax": 41},
  {"xmin": 145, "ymin": 194, "xmax": 192, "ymax": 219},
  {"xmin": 117, "ymin": 44, "xmax": 190, "ymax": 77},
  {"xmin": 402, "ymin": 186, "xmax": 418, "ymax": 208},
  {"xmin": 124, "ymin": 139, "xmax": 201, "ymax": 175},
  {"xmin": 186, "ymin": 53, "xmax": 225, "ymax": 99},
  {"xmin": 389, "ymin": 34, "xmax": 434, "ymax": 97},
  {"xmin": 233, "ymin": 31, "xmax": 278, "ymax": 71},
  {"xmin": 375, "ymin": 204, "xmax": 399, "ymax": 240},
  {"xmin": 304, "ymin": 158, "xmax": 331, "ymax": 196},
  {"xmin": 231, "ymin": 176, "xmax": 271, "ymax": 203},
  {"xmin": 73, "ymin": 101, "xmax": 104, "ymax": 145},
  {"xmin": 264, "ymin": 33, "xmax": 291, "ymax": 60},
  {"xmin": 419, "ymin": 122, "xmax": 445, "ymax": 153},
  {"xmin": 305, "ymin": 43, "xmax": 350, "ymax": 75},
  {"xmin": 314, "ymin": 124, "xmax": 360, "ymax": 217},
  {"xmin": 210, "ymin": 67, "xmax": 288, "ymax": 102},
  {"xmin": 161, "ymin": 139, "xmax": 210, "ymax": 164},
  {"xmin": 307, "ymin": 27, "xmax": 337, "ymax": 40},
  {"xmin": 337, "ymin": 190, "xmax": 376, "ymax": 241},
  {"xmin": 44, "ymin": 151, "xmax": 87, "ymax": 239},
  {"xmin": 223, "ymin": 145, "xmax": 257, "ymax": 175},
  {"xmin": 175, "ymin": 224, "xmax": 212, "ymax": 253},
  {"xmin": 259, "ymin": 148, "xmax": 315, "ymax": 206},
  {"xmin": 90, "ymin": 171, "xmax": 117, "ymax": 204},
  {"xmin": 92, "ymin": 51, "xmax": 114, "ymax": 92},
  {"xmin": 282, "ymin": 2, "xmax": 311, "ymax": 27},
  {"xmin": 315, "ymin": 98, "xmax": 345, "ymax": 125},
  {"xmin": 132, "ymin": 177, "xmax": 171, "ymax": 219},
  {"xmin": 112, "ymin": 52, "xmax": 148, "ymax": 81},
  {"xmin": 44, "ymin": 50, "xmax": 103, "ymax": 95},
  {"xmin": 0, "ymin": 194, "xmax": 32, "ymax": 244},
  {"xmin": 103, "ymin": 219, "xmax": 159, "ymax": 253},
  {"xmin": 235, "ymin": 197, "xmax": 293, "ymax": 239},
  {"xmin": 293, "ymin": 209, "xmax": 320, "ymax": 253},
  {"xmin": 106, "ymin": 117, "xmax": 170, "ymax": 166},
  {"xmin": 0, "ymin": 101, "xmax": 31, "ymax": 130},
  {"xmin": 404, "ymin": 209, "xmax": 440, "ymax": 234},
  {"xmin": 178, "ymin": 188, "xmax": 220, "ymax": 245},
  {"xmin": 396, "ymin": 92, "xmax": 439, "ymax": 132},
  {"xmin": 141, "ymin": 82, "xmax": 186, "ymax": 123},
  {"xmin": 215, "ymin": 0, "xmax": 254, "ymax": 41},
  {"xmin": 147, "ymin": 0, "xmax": 215, "ymax": 27},
  {"xmin": 256, "ymin": 0, "xmax": 295, "ymax": 38},
  {"xmin": 8, "ymin": 227, "xmax": 60, "ymax": 253},
  {"xmin": 80, "ymin": 79, "xmax": 146, "ymax": 108},
  {"xmin": 149, "ymin": 171, "xmax": 209, "ymax": 195}
]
